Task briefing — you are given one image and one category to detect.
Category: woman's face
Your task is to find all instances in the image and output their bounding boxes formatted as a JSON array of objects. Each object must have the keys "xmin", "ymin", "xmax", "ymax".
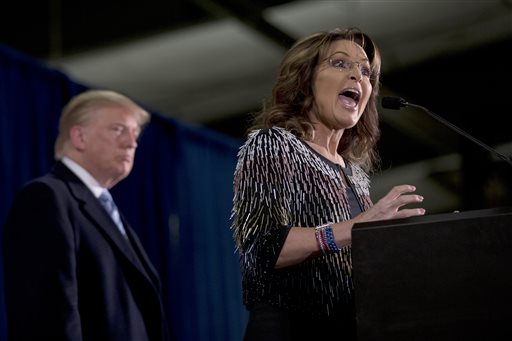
[{"xmin": 310, "ymin": 39, "xmax": 373, "ymax": 130}]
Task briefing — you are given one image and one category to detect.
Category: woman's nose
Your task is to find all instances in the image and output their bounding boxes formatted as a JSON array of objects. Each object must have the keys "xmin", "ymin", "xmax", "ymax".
[{"xmin": 348, "ymin": 65, "xmax": 363, "ymax": 82}]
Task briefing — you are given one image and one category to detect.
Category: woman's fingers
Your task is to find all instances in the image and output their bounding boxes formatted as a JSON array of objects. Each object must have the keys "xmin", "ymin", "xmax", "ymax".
[
  {"xmin": 393, "ymin": 207, "xmax": 426, "ymax": 219},
  {"xmin": 365, "ymin": 184, "xmax": 425, "ymax": 221}
]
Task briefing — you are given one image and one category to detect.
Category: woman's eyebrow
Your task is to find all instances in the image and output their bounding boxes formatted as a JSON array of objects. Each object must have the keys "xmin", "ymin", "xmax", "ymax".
[{"xmin": 329, "ymin": 50, "xmax": 370, "ymax": 63}]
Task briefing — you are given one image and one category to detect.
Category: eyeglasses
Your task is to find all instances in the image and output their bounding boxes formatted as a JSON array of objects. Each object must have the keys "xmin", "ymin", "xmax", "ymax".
[{"xmin": 326, "ymin": 56, "xmax": 378, "ymax": 80}]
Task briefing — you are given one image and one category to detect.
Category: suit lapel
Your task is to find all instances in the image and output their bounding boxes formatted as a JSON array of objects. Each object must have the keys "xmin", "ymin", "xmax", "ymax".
[
  {"xmin": 123, "ymin": 223, "xmax": 161, "ymax": 287},
  {"xmin": 52, "ymin": 162, "xmax": 158, "ymax": 285}
]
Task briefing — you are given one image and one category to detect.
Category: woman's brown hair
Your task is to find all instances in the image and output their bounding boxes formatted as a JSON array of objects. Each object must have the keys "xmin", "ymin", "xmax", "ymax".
[{"xmin": 249, "ymin": 27, "xmax": 382, "ymax": 172}]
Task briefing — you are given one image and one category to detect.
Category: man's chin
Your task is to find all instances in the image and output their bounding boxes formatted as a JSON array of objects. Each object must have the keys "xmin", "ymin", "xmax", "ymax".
[{"xmin": 114, "ymin": 164, "xmax": 133, "ymax": 181}]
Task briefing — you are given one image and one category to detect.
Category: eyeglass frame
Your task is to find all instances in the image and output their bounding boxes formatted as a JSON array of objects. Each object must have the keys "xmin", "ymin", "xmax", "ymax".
[{"xmin": 324, "ymin": 53, "xmax": 380, "ymax": 81}]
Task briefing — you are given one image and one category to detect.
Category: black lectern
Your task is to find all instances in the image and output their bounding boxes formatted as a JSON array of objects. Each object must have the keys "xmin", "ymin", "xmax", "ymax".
[{"xmin": 352, "ymin": 207, "xmax": 512, "ymax": 341}]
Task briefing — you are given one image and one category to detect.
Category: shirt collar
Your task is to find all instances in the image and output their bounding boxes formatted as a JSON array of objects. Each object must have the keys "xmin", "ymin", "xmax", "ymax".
[{"xmin": 61, "ymin": 157, "xmax": 105, "ymax": 198}]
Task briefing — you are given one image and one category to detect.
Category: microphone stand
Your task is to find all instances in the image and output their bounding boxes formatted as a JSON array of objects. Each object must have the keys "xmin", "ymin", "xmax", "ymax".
[{"xmin": 397, "ymin": 98, "xmax": 512, "ymax": 167}]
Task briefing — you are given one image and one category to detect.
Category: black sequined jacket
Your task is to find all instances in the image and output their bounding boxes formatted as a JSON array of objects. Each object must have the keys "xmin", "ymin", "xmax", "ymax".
[{"xmin": 231, "ymin": 127, "xmax": 373, "ymax": 316}]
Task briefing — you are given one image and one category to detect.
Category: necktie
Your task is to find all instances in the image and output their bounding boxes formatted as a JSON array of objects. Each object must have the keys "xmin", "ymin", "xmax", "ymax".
[{"xmin": 98, "ymin": 190, "xmax": 128, "ymax": 238}]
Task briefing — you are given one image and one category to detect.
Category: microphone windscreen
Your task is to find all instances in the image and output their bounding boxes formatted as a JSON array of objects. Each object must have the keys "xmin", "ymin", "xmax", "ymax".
[{"xmin": 381, "ymin": 96, "xmax": 406, "ymax": 110}]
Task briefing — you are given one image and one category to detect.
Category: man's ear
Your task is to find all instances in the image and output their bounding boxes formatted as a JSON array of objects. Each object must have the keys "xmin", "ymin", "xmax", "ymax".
[{"xmin": 69, "ymin": 125, "xmax": 86, "ymax": 151}]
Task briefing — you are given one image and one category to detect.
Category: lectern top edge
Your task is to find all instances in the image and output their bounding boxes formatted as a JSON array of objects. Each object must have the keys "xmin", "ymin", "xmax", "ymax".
[{"xmin": 352, "ymin": 206, "xmax": 512, "ymax": 232}]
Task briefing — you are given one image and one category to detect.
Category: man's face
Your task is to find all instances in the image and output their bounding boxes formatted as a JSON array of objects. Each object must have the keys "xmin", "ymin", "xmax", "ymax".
[{"xmin": 79, "ymin": 104, "xmax": 142, "ymax": 188}]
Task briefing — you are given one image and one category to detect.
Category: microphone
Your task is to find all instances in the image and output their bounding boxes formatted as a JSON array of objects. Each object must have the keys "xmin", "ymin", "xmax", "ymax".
[
  {"xmin": 381, "ymin": 96, "xmax": 512, "ymax": 166},
  {"xmin": 381, "ymin": 96, "xmax": 407, "ymax": 110}
]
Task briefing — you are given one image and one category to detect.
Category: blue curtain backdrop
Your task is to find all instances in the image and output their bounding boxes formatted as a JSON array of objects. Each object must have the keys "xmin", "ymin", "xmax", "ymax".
[{"xmin": 0, "ymin": 43, "xmax": 247, "ymax": 341}]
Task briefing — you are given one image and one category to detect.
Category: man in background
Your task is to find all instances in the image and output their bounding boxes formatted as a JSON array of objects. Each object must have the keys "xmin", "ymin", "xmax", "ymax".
[{"xmin": 3, "ymin": 89, "xmax": 169, "ymax": 340}]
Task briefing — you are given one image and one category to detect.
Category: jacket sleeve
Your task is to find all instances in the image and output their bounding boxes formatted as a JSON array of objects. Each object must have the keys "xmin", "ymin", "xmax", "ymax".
[
  {"xmin": 231, "ymin": 129, "xmax": 293, "ymax": 284},
  {"xmin": 3, "ymin": 180, "xmax": 82, "ymax": 340}
]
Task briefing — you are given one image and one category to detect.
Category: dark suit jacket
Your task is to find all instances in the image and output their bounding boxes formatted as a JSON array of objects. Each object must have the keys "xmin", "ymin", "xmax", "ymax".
[{"xmin": 3, "ymin": 162, "xmax": 169, "ymax": 341}]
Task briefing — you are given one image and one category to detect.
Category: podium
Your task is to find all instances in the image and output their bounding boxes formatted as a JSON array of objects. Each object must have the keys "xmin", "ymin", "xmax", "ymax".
[{"xmin": 351, "ymin": 207, "xmax": 512, "ymax": 340}]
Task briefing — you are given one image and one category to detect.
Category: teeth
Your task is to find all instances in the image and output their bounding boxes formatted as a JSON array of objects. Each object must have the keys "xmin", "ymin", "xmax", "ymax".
[{"xmin": 344, "ymin": 88, "xmax": 360, "ymax": 96}]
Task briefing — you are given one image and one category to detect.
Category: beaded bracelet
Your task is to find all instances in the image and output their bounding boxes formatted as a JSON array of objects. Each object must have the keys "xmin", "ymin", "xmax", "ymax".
[
  {"xmin": 315, "ymin": 224, "xmax": 341, "ymax": 255},
  {"xmin": 323, "ymin": 225, "xmax": 341, "ymax": 253},
  {"xmin": 315, "ymin": 226, "xmax": 329, "ymax": 255}
]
